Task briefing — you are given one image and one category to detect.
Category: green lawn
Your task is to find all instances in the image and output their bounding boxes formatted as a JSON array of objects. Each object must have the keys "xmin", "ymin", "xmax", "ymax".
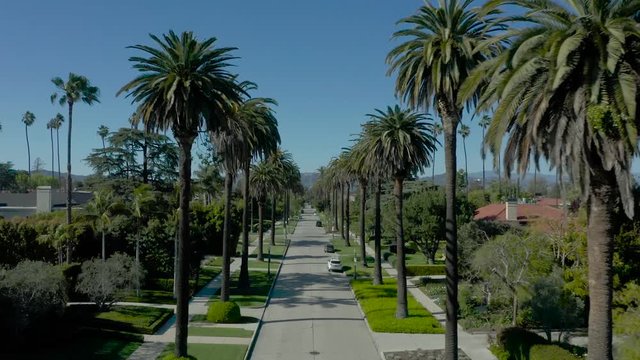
[
  {"xmin": 158, "ymin": 343, "xmax": 247, "ymax": 360},
  {"xmin": 351, "ymin": 279, "xmax": 444, "ymax": 334},
  {"xmin": 12, "ymin": 336, "xmax": 141, "ymax": 360},
  {"xmin": 92, "ymin": 305, "xmax": 174, "ymax": 334},
  {"xmin": 211, "ymin": 270, "xmax": 274, "ymax": 306},
  {"xmin": 247, "ymin": 258, "xmax": 280, "ymax": 269},
  {"xmin": 188, "ymin": 326, "xmax": 253, "ymax": 337}
]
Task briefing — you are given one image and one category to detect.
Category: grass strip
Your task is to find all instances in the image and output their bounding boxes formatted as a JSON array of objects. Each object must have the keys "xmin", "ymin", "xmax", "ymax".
[
  {"xmin": 157, "ymin": 343, "xmax": 247, "ymax": 360},
  {"xmin": 351, "ymin": 279, "xmax": 444, "ymax": 334},
  {"xmin": 188, "ymin": 326, "xmax": 253, "ymax": 338}
]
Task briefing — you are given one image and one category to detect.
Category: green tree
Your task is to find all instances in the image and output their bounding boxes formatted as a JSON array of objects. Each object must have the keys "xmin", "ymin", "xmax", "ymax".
[
  {"xmin": 97, "ymin": 125, "xmax": 109, "ymax": 150},
  {"xmin": 463, "ymin": 1, "xmax": 640, "ymax": 357},
  {"xmin": 21, "ymin": 111, "xmax": 36, "ymax": 177},
  {"xmin": 387, "ymin": 1, "xmax": 504, "ymax": 354},
  {"xmin": 359, "ymin": 105, "xmax": 437, "ymax": 318},
  {"xmin": 84, "ymin": 189, "xmax": 116, "ymax": 261},
  {"xmin": 51, "ymin": 73, "xmax": 100, "ymax": 263},
  {"xmin": 118, "ymin": 30, "xmax": 243, "ymax": 357},
  {"xmin": 404, "ymin": 189, "xmax": 445, "ymax": 264},
  {"xmin": 250, "ymin": 161, "xmax": 282, "ymax": 261}
]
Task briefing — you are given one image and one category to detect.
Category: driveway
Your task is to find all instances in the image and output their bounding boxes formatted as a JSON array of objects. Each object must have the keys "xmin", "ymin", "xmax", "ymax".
[{"xmin": 250, "ymin": 207, "xmax": 380, "ymax": 360}]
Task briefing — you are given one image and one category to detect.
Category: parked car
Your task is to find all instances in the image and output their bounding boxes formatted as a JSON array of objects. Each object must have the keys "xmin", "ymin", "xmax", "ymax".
[
  {"xmin": 324, "ymin": 244, "xmax": 335, "ymax": 253},
  {"xmin": 327, "ymin": 258, "xmax": 342, "ymax": 272},
  {"xmin": 315, "ymin": 220, "xmax": 323, "ymax": 227}
]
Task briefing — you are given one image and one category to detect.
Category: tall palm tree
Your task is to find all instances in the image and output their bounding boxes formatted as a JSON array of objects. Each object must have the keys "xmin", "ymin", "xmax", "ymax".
[
  {"xmin": 22, "ymin": 111, "xmax": 36, "ymax": 177},
  {"xmin": 118, "ymin": 31, "xmax": 243, "ymax": 357},
  {"xmin": 47, "ymin": 118, "xmax": 56, "ymax": 183},
  {"xmin": 250, "ymin": 161, "xmax": 282, "ymax": 261},
  {"xmin": 478, "ymin": 115, "xmax": 491, "ymax": 190},
  {"xmin": 458, "ymin": 124, "xmax": 470, "ymax": 193},
  {"xmin": 97, "ymin": 125, "xmax": 109, "ymax": 150},
  {"xmin": 51, "ymin": 74, "xmax": 100, "ymax": 263},
  {"xmin": 387, "ymin": 1, "xmax": 503, "ymax": 354},
  {"xmin": 267, "ymin": 148, "xmax": 298, "ymax": 247},
  {"xmin": 431, "ymin": 123, "xmax": 443, "ymax": 184},
  {"xmin": 346, "ymin": 145, "xmax": 370, "ymax": 267},
  {"xmin": 463, "ymin": 1, "xmax": 640, "ymax": 358},
  {"xmin": 51, "ymin": 114, "xmax": 64, "ymax": 187},
  {"xmin": 360, "ymin": 105, "xmax": 437, "ymax": 318},
  {"xmin": 85, "ymin": 189, "xmax": 116, "ymax": 261}
]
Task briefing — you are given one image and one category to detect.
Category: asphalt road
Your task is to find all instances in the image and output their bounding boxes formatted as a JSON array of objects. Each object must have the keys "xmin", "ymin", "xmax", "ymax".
[{"xmin": 250, "ymin": 207, "xmax": 380, "ymax": 360}]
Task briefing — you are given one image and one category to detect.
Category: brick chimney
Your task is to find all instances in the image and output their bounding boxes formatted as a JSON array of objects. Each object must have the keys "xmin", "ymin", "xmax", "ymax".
[{"xmin": 505, "ymin": 201, "xmax": 518, "ymax": 221}]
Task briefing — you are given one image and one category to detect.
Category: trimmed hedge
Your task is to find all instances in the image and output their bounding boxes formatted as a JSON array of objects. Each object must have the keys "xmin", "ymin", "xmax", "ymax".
[
  {"xmin": 530, "ymin": 344, "xmax": 580, "ymax": 360},
  {"xmin": 91, "ymin": 306, "xmax": 173, "ymax": 335},
  {"xmin": 406, "ymin": 265, "xmax": 445, "ymax": 277},
  {"xmin": 207, "ymin": 301, "xmax": 241, "ymax": 323}
]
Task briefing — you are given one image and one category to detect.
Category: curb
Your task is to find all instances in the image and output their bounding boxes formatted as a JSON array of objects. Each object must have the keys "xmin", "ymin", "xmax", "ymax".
[
  {"xmin": 243, "ymin": 232, "xmax": 293, "ymax": 360},
  {"xmin": 349, "ymin": 285, "xmax": 386, "ymax": 360}
]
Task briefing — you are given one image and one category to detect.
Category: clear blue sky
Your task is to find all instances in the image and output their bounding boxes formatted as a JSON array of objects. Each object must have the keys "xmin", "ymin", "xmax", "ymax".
[{"xmin": 0, "ymin": 0, "xmax": 566, "ymax": 178}]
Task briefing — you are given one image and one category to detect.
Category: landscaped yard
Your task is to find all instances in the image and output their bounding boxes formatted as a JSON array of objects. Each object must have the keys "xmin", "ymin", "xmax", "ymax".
[
  {"xmin": 211, "ymin": 270, "xmax": 275, "ymax": 306},
  {"xmin": 188, "ymin": 326, "xmax": 253, "ymax": 337},
  {"xmin": 7, "ymin": 336, "xmax": 141, "ymax": 360},
  {"xmin": 78, "ymin": 305, "xmax": 173, "ymax": 335},
  {"xmin": 158, "ymin": 343, "xmax": 248, "ymax": 360},
  {"xmin": 351, "ymin": 279, "xmax": 444, "ymax": 334}
]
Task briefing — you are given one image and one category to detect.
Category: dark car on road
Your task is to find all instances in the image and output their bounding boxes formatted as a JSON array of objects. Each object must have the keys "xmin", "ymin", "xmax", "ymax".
[{"xmin": 324, "ymin": 244, "xmax": 335, "ymax": 253}]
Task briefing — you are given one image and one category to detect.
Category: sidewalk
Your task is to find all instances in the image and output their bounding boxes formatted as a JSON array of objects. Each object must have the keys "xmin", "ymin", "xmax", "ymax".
[{"xmin": 350, "ymin": 233, "xmax": 496, "ymax": 360}]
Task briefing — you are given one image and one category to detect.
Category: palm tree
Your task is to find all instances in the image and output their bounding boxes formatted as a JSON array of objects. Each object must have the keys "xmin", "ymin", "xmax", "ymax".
[
  {"xmin": 478, "ymin": 115, "xmax": 491, "ymax": 190},
  {"xmin": 251, "ymin": 161, "xmax": 282, "ymax": 261},
  {"xmin": 118, "ymin": 31, "xmax": 243, "ymax": 357},
  {"xmin": 458, "ymin": 124, "xmax": 470, "ymax": 194},
  {"xmin": 50, "ymin": 114, "xmax": 64, "ymax": 187},
  {"xmin": 51, "ymin": 73, "xmax": 100, "ymax": 262},
  {"xmin": 267, "ymin": 148, "xmax": 298, "ymax": 247},
  {"xmin": 360, "ymin": 105, "xmax": 437, "ymax": 318},
  {"xmin": 387, "ymin": 1, "xmax": 503, "ymax": 353},
  {"xmin": 97, "ymin": 125, "xmax": 109, "ymax": 150},
  {"xmin": 85, "ymin": 189, "xmax": 116, "ymax": 260},
  {"xmin": 47, "ymin": 118, "xmax": 56, "ymax": 183},
  {"xmin": 462, "ymin": 1, "xmax": 640, "ymax": 358},
  {"xmin": 346, "ymin": 145, "xmax": 370, "ymax": 267},
  {"xmin": 431, "ymin": 123, "xmax": 443, "ymax": 184},
  {"xmin": 22, "ymin": 111, "xmax": 36, "ymax": 177}
]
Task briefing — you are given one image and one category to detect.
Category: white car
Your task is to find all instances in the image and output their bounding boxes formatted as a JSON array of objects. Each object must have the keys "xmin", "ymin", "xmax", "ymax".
[{"xmin": 327, "ymin": 258, "xmax": 342, "ymax": 272}]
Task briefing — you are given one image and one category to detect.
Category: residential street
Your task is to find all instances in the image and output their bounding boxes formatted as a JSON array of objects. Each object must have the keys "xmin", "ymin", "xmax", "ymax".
[{"xmin": 250, "ymin": 207, "xmax": 381, "ymax": 360}]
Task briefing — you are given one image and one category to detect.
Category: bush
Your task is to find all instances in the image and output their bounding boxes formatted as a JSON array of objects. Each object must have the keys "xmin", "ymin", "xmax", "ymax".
[
  {"xmin": 207, "ymin": 301, "xmax": 241, "ymax": 323},
  {"xmin": 529, "ymin": 344, "xmax": 580, "ymax": 360},
  {"xmin": 406, "ymin": 264, "xmax": 445, "ymax": 277},
  {"xmin": 76, "ymin": 253, "xmax": 144, "ymax": 310},
  {"xmin": 492, "ymin": 327, "xmax": 547, "ymax": 360}
]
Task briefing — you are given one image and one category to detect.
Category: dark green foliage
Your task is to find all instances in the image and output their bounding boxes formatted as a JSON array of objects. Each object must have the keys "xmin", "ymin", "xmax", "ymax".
[
  {"xmin": 406, "ymin": 265, "xmax": 445, "ymax": 277},
  {"xmin": 207, "ymin": 301, "xmax": 241, "ymax": 323},
  {"xmin": 91, "ymin": 305, "xmax": 173, "ymax": 334},
  {"xmin": 0, "ymin": 219, "xmax": 58, "ymax": 266},
  {"xmin": 495, "ymin": 327, "xmax": 546, "ymax": 359},
  {"xmin": 529, "ymin": 345, "xmax": 580, "ymax": 360}
]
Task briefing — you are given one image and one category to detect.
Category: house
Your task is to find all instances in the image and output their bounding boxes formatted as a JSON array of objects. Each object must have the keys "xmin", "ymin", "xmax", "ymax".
[
  {"xmin": 474, "ymin": 201, "xmax": 565, "ymax": 225},
  {"xmin": 0, "ymin": 186, "xmax": 93, "ymax": 219}
]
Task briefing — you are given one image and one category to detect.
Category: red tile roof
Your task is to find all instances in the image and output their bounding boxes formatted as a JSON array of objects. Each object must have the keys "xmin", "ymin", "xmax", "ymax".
[{"xmin": 474, "ymin": 203, "xmax": 565, "ymax": 223}]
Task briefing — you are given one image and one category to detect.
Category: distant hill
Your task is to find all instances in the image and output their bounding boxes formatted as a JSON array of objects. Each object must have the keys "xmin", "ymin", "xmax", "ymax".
[
  {"xmin": 424, "ymin": 171, "xmax": 559, "ymax": 187},
  {"xmin": 301, "ymin": 172, "xmax": 320, "ymax": 189}
]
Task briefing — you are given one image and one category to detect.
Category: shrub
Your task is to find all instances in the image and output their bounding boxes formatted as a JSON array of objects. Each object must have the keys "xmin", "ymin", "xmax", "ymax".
[
  {"xmin": 76, "ymin": 253, "xmax": 144, "ymax": 310},
  {"xmin": 497, "ymin": 327, "xmax": 546, "ymax": 358},
  {"xmin": 207, "ymin": 301, "xmax": 241, "ymax": 323},
  {"xmin": 405, "ymin": 264, "xmax": 445, "ymax": 277},
  {"xmin": 530, "ymin": 344, "xmax": 580, "ymax": 360}
]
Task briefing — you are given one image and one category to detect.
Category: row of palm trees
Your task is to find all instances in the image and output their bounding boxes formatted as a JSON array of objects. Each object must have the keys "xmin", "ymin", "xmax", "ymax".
[
  {"xmin": 117, "ymin": 31, "xmax": 301, "ymax": 358},
  {"xmin": 319, "ymin": 0, "xmax": 639, "ymax": 359}
]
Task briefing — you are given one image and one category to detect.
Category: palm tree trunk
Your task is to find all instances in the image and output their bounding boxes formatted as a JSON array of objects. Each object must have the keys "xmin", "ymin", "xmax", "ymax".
[
  {"xmin": 333, "ymin": 187, "xmax": 338, "ymax": 233},
  {"xmin": 463, "ymin": 138, "xmax": 468, "ymax": 194},
  {"xmin": 250, "ymin": 197, "xmax": 254, "ymax": 234},
  {"xmin": 440, "ymin": 101, "xmax": 459, "ymax": 360},
  {"xmin": 50, "ymin": 128, "xmax": 55, "ymax": 183},
  {"xmin": 432, "ymin": 153, "xmax": 436, "ymax": 185},
  {"xmin": 270, "ymin": 194, "xmax": 276, "ymax": 246},
  {"xmin": 257, "ymin": 202, "xmax": 264, "ymax": 261},
  {"xmin": 482, "ymin": 127, "xmax": 486, "ymax": 190},
  {"xmin": 101, "ymin": 231, "xmax": 106, "ymax": 261},
  {"xmin": 345, "ymin": 181, "xmax": 351, "ymax": 247},
  {"xmin": 26, "ymin": 125, "xmax": 31, "ymax": 177},
  {"xmin": 394, "ymin": 176, "xmax": 407, "ymax": 319},
  {"xmin": 586, "ymin": 171, "xmax": 615, "ymax": 360},
  {"xmin": 56, "ymin": 128, "xmax": 62, "ymax": 188},
  {"xmin": 359, "ymin": 179, "xmax": 367, "ymax": 267},
  {"xmin": 142, "ymin": 134, "xmax": 149, "ymax": 184},
  {"xmin": 239, "ymin": 163, "xmax": 250, "ymax": 288},
  {"xmin": 66, "ymin": 101, "xmax": 74, "ymax": 263},
  {"xmin": 340, "ymin": 183, "xmax": 345, "ymax": 239},
  {"xmin": 175, "ymin": 136, "xmax": 194, "ymax": 358},
  {"xmin": 373, "ymin": 177, "xmax": 383, "ymax": 285},
  {"xmin": 221, "ymin": 171, "xmax": 233, "ymax": 302}
]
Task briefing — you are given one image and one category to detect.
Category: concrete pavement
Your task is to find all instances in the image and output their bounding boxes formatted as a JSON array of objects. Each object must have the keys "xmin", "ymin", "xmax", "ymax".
[{"xmin": 250, "ymin": 207, "xmax": 381, "ymax": 360}]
